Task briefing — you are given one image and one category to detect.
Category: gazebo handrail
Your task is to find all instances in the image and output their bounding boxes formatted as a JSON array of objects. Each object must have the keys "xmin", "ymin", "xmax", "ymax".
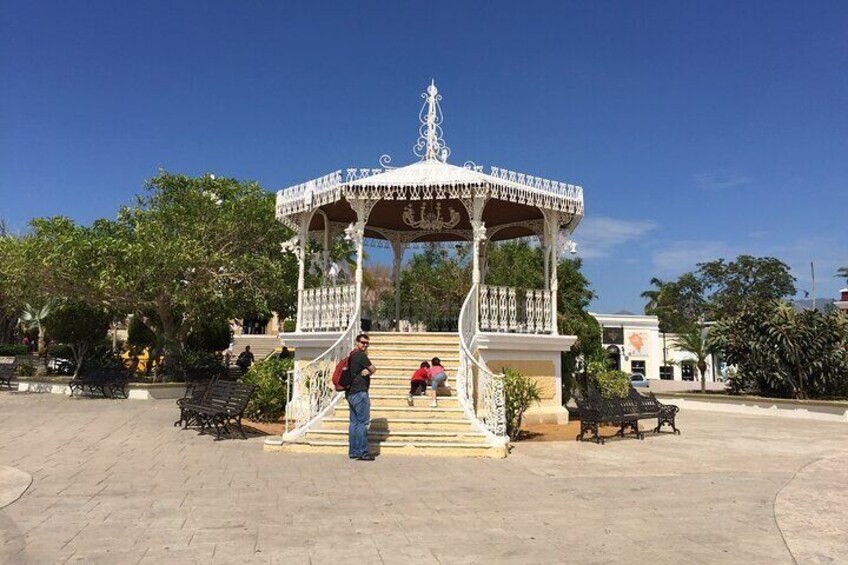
[
  {"xmin": 456, "ymin": 283, "xmax": 508, "ymax": 441},
  {"xmin": 282, "ymin": 302, "xmax": 361, "ymax": 439}
]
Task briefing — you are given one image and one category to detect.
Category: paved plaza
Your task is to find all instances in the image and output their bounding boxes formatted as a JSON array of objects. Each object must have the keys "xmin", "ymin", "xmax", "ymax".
[{"xmin": 0, "ymin": 392, "xmax": 846, "ymax": 564}]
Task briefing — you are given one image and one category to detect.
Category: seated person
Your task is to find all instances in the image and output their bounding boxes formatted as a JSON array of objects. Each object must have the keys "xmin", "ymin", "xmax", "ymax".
[
  {"xmin": 407, "ymin": 361, "xmax": 430, "ymax": 404},
  {"xmin": 428, "ymin": 357, "xmax": 447, "ymax": 408}
]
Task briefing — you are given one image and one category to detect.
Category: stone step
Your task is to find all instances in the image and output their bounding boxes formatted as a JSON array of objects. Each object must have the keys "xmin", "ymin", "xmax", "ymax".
[
  {"xmin": 369, "ymin": 384, "xmax": 452, "ymax": 395},
  {"xmin": 367, "ymin": 354, "xmax": 459, "ymax": 363},
  {"xmin": 369, "ymin": 375, "xmax": 455, "ymax": 385},
  {"xmin": 366, "ymin": 394, "xmax": 459, "ymax": 408},
  {"xmin": 334, "ymin": 404, "xmax": 465, "ymax": 420},
  {"xmin": 305, "ymin": 429, "xmax": 488, "ymax": 444},
  {"xmin": 266, "ymin": 439, "xmax": 505, "ymax": 458},
  {"xmin": 321, "ymin": 417, "xmax": 474, "ymax": 432}
]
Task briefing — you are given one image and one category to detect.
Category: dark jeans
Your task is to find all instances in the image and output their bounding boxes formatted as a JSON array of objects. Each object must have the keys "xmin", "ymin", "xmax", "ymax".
[
  {"xmin": 409, "ymin": 380, "xmax": 427, "ymax": 395},
  {"xmin": 347, "ymin": 391, "xmax": 370, "ymax": 458}
]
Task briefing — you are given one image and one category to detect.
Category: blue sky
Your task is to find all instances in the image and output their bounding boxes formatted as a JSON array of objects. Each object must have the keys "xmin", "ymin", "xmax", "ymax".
[{"xmin": 2, "ymin": 1, "xmax": 846, "ymax": 312}]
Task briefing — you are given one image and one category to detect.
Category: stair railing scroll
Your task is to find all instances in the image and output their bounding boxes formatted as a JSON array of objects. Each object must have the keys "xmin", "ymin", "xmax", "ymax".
[
  {"xmin": 283, "ymin": 303, "xmax": 361, "ymax": 439},
  {"xmin": 457, "ymin": 284, "xmax": 507, "ymax": 440},
  {"xmin": 299, "ymin": 283, "xmax": 357, "ymax": 332}
]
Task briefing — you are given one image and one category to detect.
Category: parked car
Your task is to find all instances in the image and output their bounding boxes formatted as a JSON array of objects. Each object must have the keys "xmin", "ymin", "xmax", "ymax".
[{"xmin": 630, "ymin": 373, "xmax": 648, "ymax": 388}]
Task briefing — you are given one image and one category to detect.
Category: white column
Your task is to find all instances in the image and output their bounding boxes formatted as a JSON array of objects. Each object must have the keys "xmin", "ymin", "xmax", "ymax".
[
  {"xmin": 544, "ymin": 211, "xmax": 561, "ymax": 336},
  {"xmin": 294, "ymin": 214, "xmax": 309, "ymax": 332},
  {"xmin": 390, "ymin": 239, "xmax": 407, "ymax": 331}
]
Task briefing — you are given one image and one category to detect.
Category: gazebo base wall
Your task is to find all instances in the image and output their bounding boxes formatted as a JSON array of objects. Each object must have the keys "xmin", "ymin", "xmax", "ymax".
[
  {"xmin": 283, "ymin": 332, "xmax": 343, "ymax": 365},
  {"xmin": 474, "ymin": 333, "xmax": 577, "ymax": 425}
]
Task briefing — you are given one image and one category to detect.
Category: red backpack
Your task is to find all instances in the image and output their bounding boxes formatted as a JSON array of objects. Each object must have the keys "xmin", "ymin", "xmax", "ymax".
[{"xmin": 332, "ymin": 350, "xmax": 358, "ymax": 392}]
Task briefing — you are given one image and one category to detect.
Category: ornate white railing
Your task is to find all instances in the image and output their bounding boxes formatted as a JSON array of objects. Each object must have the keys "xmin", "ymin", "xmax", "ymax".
[
  {"xmin": 300, "ymin": 284, "xmax": 357, "ymax": 332},
  {"xmin": 283, "ymin": 304, "xmax": 360, "ymax": 439},
  {"xmin": 456, "ymin": 284, "xmax": 507, "ymax": 440},
  {"xmin": 478, "ymin": 285, "xmax": 552, "ymax": 334}
]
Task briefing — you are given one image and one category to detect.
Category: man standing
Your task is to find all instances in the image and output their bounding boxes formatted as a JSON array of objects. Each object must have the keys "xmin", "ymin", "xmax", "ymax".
[{"xmin": 347, "ymin": 333, "xmax": 376, "ymax": 461}]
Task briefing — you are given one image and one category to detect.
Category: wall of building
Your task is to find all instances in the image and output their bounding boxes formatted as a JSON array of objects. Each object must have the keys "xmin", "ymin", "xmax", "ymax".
[{"xmin": 591, "ymin": 313, "xmax": 720, "ymax": 382}]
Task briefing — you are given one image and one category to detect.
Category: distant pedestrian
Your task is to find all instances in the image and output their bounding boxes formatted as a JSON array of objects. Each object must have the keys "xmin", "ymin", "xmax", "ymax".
[
  {"xmin": 347, "ymin": 333, "xmax": 376, "ymax": 461},
  {"xmin": 236, "ymin": 345, "xmax": 255, "ymax": 374}
]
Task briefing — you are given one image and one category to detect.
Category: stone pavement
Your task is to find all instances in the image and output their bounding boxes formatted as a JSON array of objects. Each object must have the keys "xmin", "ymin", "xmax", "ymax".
[{"xmin": 0, "ymin": 392, "xmax": 846, "ymax": 564}]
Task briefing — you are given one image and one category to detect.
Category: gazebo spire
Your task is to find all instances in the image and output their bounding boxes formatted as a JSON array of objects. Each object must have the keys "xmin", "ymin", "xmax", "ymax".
[{"xmin": 414, "ymin": 80, "xmax": 450, "ymax": 162}]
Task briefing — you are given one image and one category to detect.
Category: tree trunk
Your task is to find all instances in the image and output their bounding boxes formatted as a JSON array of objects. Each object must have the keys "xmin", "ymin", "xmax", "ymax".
[{"xmin": 698, "ymin": 361, "xmax": 707, "ymax": 393}]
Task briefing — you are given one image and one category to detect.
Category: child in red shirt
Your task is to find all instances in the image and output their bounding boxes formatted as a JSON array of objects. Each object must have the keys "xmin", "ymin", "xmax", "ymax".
[{"xmin": 407, "ymin": 361, "xmax": 430, "ymax": 404}]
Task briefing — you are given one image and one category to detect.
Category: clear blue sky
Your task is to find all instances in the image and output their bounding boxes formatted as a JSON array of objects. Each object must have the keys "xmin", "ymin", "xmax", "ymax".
[{"xmin": 2, "ymin": 1, "xmax": 846, "ymax": 312}]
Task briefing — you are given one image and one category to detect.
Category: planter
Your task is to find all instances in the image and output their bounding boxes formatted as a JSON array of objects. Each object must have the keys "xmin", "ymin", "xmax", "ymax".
[
  {"xmin": 655, "ymin": 391, "xmax": 848, "ymax": 423},
  {"xmin": 14, "ymin": 376, "xmax": 186, "ymax": 400}
]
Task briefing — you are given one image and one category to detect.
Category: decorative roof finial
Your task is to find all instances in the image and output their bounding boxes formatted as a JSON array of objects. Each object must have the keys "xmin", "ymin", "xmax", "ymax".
[{"xmin": 414, "ymin": 80, "xmax": 450, "ymax": 162}]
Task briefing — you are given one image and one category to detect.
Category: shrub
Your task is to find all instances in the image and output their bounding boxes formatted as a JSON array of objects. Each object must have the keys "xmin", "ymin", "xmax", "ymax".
[
  {"xmin": 47, "ymin": 343, "xmax": 74, "ymax": 359},
  {"xmin": 0, "ymin": 344, "xmax": 27, "ymax": 356},
  {"xmin": 503, "ymin": 368, "xmax": 541, "ymax": 441},
  {"xmin": 242, "ymin": 357, "xmax": 292, "ymax": 422},
  {"xmin": 282, "ymin": 319, "xmax": 296, "ymax": 333},
  {"xmin": 17, "ymin": 360, "xmax": 36, "ymax": 376},
  {"xmin": 179, "ymin": 349, "xmax": 227, "ymax": 382},
  {"xmin": 185, "ymin": 320, "xmax": 232, "ymax": 352},
  {"xmin": 593, "ymin": 370, "xmax": 630, "ymax": 399}
]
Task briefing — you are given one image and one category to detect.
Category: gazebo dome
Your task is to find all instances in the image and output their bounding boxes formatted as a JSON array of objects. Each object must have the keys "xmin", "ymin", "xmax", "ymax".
[{"xmin": 276, "ymin": 82, "xmax": 584, "ymax": 245}]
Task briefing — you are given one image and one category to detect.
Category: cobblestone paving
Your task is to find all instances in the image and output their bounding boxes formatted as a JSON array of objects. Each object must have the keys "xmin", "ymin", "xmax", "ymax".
[{"xmin": 1, "ymin": 392, "xmax": 846, "ymax": 564}]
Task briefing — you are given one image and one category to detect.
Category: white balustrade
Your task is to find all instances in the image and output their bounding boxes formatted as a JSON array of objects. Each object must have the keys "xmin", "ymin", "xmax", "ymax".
[
  {"xmin": 478, "ymin": 285, "xmax": 552, "ymax": 333},
  {"xmin": 299, "ymin": 284, "xmax": 357, "ymax": 332},
  {"xmin": 456, "ymin": 285, "xmax": 507, "ymax": 439},
  {"xmin": 284, "ymin": 303, "xmax": 361, "ymax": 438}
]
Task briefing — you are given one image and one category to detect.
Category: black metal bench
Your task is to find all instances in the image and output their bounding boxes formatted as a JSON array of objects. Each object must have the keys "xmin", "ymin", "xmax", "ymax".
[
  {"xmin": 575, "ymin": 387, "xmax": 681, "ymax": 444},
  {"xmin": 0, "ymin": 361, "xmax": 16, "ymax": 389},
  {"xmin": 178, "ymin": 380, "xmax": 257, "ymax": 439},
  {"xmin": 174, "ymin": 377, "xmax": 217, "ymax": 428},
  {"xmin": 627, "ymin": 387, "xmax": 680, "ymax": 434},
  {"xmin": 69, "ymin": 368, "xmax": 130, "ymax": 398}
]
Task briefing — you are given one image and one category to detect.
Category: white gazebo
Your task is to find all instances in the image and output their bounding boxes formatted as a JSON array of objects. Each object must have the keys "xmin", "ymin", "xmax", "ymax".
[{"xmin": 271, "ymin": 82, "xmax": 584, "ymax": 453}]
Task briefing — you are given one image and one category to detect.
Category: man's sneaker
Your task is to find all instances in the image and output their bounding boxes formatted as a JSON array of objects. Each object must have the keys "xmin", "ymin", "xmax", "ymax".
[{"xmin": 357, "ymin": 453, "xmax": 376, "ymax": 461}]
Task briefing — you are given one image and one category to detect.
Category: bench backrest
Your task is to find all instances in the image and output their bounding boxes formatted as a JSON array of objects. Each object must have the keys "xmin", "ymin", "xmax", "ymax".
[{"xmin": 201, "ymin": 380, "xmax": 257, "ymax": 415}]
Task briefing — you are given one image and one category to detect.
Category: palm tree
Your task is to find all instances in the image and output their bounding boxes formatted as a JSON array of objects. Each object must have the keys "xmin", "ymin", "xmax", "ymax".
[
  {"xmin": 640, "ymin": 277, "xmax": 665, "ymax": 313},
  {"xmin": 836, "ymin": 266, "xmax": 848, "ymax": 285},
  {"xmin": 19, "ymin": 301, "xmax": 55, "ymax": 368},
  {"xmin": 673, "ymin": 326, "xmax": 714, "ymax": 393}
]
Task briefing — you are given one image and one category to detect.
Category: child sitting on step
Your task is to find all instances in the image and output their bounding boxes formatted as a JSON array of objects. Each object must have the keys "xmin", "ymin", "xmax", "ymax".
[{"xmin": 407, "ymin": 361, "xmax": 430, "ymax": 405}]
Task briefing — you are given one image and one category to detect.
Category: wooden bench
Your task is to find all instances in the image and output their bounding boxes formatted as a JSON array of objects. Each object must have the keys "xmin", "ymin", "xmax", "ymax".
[
  {"xmin": 178, "ymin": 380, "xmax": 257, "ymax": 439},
  {"xmin": 69, "ymin": 368, "xmax": 130, "ymax": 398}
]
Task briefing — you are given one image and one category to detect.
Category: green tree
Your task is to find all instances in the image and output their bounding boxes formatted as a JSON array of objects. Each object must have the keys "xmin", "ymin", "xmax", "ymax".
[
  {"xmin": 697, "ymin": 255, "xmax": 796, "ymax": 320},
  {"xmin": 641, "ymin": 273, "xmax": 706, "ymax": 333},
  {"xmin": 19, "ymin": 301, "xmax": 56, "ymax": 363},
  {"xmin": 673, "ymin": 327, "xmax": 716, "ymax": 393},
  {"xmin": 47, "ymin": 300, "xmax": 112, "ymax": 377},
  {"xmin": 836, "ymin": 266, "xmax": 848, "ymax": 285},
  {"xmin": 709, "ymin": 303, "xmax": 848, "ymax": 399}
]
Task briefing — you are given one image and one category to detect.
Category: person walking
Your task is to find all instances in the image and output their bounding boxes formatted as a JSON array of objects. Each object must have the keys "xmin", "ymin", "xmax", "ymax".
[{"xmin": 347, "ymin": 333, "xmax": 376, "ymax": 461}]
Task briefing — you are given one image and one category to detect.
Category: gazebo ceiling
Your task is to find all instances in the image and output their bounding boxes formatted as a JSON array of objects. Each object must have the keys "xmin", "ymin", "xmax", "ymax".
[{"xmin": 275, "ymin": 82, "xmax": 585, "ymax": 239}]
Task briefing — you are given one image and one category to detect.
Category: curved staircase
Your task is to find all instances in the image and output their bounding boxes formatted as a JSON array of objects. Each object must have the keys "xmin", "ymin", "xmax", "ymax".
[{"xmin": 265, "ymin": 332, "xmax": 507, "ymax": 458}]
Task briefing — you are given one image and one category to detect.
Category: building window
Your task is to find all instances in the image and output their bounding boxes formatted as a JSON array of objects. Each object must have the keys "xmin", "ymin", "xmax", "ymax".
[
  {"xmin": 681, "ymin": 363, "xmax": 695, "ymax": 381},
  {"xmin": 630, "ymin": 360, "xmax": 646, "ymax": 375},
  {"xmin": 602, "ymin": 326, "xmax": 624, "ymax": 345},
  {"xmin": 659, "ymin": 366, "xmax": 674, "ymax": 380}
]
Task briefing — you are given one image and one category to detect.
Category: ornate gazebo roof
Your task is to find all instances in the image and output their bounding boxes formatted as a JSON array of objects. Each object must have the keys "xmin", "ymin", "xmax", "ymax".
[{"xmin": 275, "ymin": 81, "xmax": 584, "ymax": 244}]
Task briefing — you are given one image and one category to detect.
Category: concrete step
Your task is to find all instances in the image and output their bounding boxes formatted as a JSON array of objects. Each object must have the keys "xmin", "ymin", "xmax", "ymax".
[
  {"xmin": 369, "ymin": 375, "xmax": 455, "ymax": 386},
  {"xmin": 305, "ymin": 429, "xmax": 488, "ymax": 444},
  {"xmin": 334, "ymin": 404, "xmax": 465, "ymax": 420},
  {"xmin": 366, "ymin": 394, "xmax": 459, "ymax": 408},
  {"xmin": 367, "ymin": 354, "xmax": 459, "ymax": 363},
  {"xmin": 321, "ymin": 417, "xmax": 474, "ymax": 432},
  {"xmin": 369, "ymin": 384, "xmax": 452, "ymax": 396},
  {"xmin": 266, "ymin": 439, "xmax": 505, "ymax": 458}
]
